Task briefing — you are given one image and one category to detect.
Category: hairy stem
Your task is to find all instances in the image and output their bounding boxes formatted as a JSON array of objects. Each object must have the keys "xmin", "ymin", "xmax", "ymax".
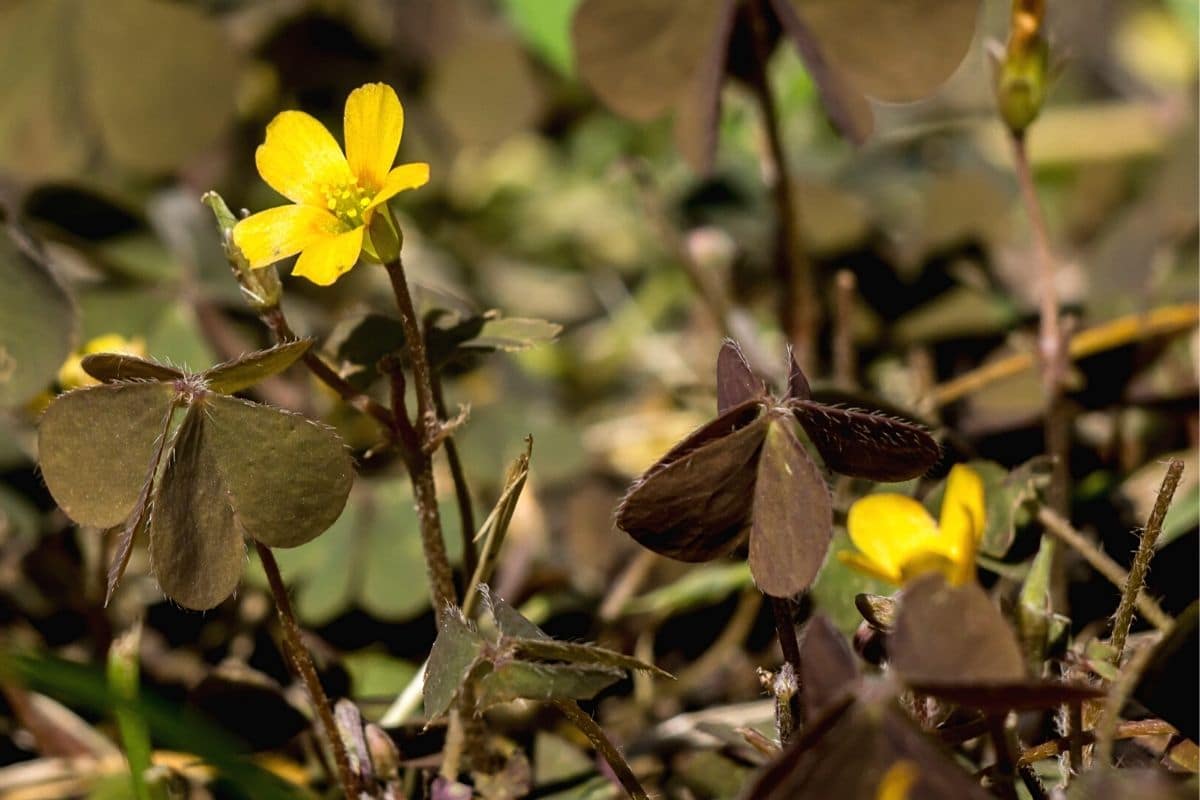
[
  {"xmin": 769, "ymin": 595, "xmax": 802, "ymax": 677},
  {"xmin": 408, "ymin": 450, "xmax": 458, "ymax": 615},
  {"xmin": 768, "ymin": 595, "xmax": 802, "ymax": 742},
  {"xmin": 432, "ymin": 374, "xmax": 478, "ymax": 582},
  {"xmin": 553, "ymin": 698, "xmax": 649, "ymax": 800},
  {"xmin": 987, "ymin": 715, "xmax": 1019, "ymax": 800},
  {"xmin": 383, "ymin": 257, "xmax": 458, "ymax": 614},
  {"xmin": 748, "ymin": 0, "xmax": 817, "ymax": 371},
  {"xmin": 1018, "ymin": 718, "xmax": 1176, "ymax": 765},
  {"xmin": 1110, "ymin": 458, "xmax": 1184, "ymax": 661},
  {"xmin": 1096, "ymin": 629, "xmax": 1164, "ymax": 765},
  {"xmin": 384, "ymin": 258, "xmax": 439, "ymax": 446},
  {"xmin": 256, "ymin": 543, "xmax": 360, "ymax": 798},
  {"xmin": 1037, "ymin": 508, "xmax": 1172, "ymax": 631}
]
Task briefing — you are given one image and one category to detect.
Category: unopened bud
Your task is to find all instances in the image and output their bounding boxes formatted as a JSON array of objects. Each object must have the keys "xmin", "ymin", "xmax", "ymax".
[
  {"xmin": 365, "ymin": 724, "xmax": 400, "ymax": 781},
  {"xmin": 201, "ymin": 191, "xmax": 282, "ymax": 312},
  {"xmin": 996, "ymin": 34, "xmax": 1049, "ymax": 135}
]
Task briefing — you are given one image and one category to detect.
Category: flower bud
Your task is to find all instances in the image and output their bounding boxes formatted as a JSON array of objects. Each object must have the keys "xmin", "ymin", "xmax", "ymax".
[
  {"xmin": 202, "ymin": 191, "xmax": 282, "ymax": 312},
  {"xmin": 996, "ymin": 34, "xmax": 1049, "ymax": 135}
]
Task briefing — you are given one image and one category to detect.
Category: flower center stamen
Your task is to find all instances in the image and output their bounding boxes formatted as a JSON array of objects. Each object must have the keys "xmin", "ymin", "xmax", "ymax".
[{"xmin": 323, "ymin": 178, "xmax": 375, "ymax": 229}]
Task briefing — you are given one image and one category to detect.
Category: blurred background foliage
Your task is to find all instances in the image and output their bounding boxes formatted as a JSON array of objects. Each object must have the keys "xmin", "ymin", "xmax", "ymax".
[{"xmin": 0, "ymin": 0, "xmax": 1196, "ymax": 797}]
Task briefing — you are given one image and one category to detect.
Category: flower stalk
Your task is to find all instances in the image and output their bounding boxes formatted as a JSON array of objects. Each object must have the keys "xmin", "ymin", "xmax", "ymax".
[
  {"xmin": 747, "ymin": 0, "xmax": 818, "ymax": 371},
  {"xmin": 256, "ymin": 542, "xmax": 361, "ymax": 798},
  {"xmin": 384, "ymin": 254, "xmax": 459, "ymax": 614}
]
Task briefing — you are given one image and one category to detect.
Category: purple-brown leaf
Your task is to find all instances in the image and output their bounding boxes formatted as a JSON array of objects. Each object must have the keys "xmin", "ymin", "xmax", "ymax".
[
  {"xmin": 717, "ymin": 339, "xmax": 767, "ymax": 414},
  {"xmin": 798, "ymin": 614, "xmax": 859, "ymax": 721},
  {"xmin": 792, "ymin": 400, "xmax": 939, "ymax": 481},
  {"xmin": 784, "ymin": 345, "xmax": 811, "ymax": 401},
  {"xmin": 616, "ymin": 401, "xmax": 767, "ymax": 562},
  {"xmin": 82, "ymin": 353, "xmax": 184, "ymax": 384},
  {"xmin": 889, "ymin": 574, "xmax": 1026, "ymax": 686},
  {"xmin": 748, "ymin": 418, "xmax": 832, "ymax": 597}
]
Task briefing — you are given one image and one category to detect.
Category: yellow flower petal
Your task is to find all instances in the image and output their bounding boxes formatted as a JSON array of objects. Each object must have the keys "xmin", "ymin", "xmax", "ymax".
[
  {"xmin": 846, "ymin": 493, "xmax": 940, "ymax": 580},
  {"xmin": 291, "ymin": 226, "xmax": 364, "ymax": 286},
  {"xmin": 837, "ymin": 549, "xmax": 902, "ymax": 585},
  {"xmin": 344, "ymin": 83, "xmax": 404, "ymax": 191},
  {"xmin": 369, "ymin": 162, "xmax": 430, "ymax": 209},
  {"xmin": 939, "ymin": 464, "xmax": 986, "ymax": 549},
  {"xmin": 948, "ymin": 509, "xmax": 979, "ymax": 586},
  {"xmin": 876, "ymin": 760, "xmax": 919, "ymax": 800},
  {"xmin": 898, "ymin": 550, "xmax": 960, "ymax": 584},
  {"xmin": 255, "ymin": 110, "xmax": 351, "ymax": 207},
  {"xmin": 233, "ymin": 205, "xmax": 342, "ymax": 270}
]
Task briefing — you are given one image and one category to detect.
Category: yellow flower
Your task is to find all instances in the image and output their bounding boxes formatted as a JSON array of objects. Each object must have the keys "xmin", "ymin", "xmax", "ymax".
[
  {"xmin": 840, "ymin": 464, "xmax": 986, "ymax": 586},
  {"xmin": 232, "ymin": 83, "xmax": 429, "ymax": 286},
  {"xmin": 57, "ymin": 334, "xmax": 147, "ymax": 391}
]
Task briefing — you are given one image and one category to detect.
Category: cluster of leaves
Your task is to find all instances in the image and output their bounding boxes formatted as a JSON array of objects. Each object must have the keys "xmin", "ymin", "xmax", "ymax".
[
  {"xmin": 617, "ymin": 341, "xmax": 939, "ymax": 597},
  {"xmin": 425, "ymin": 587, "xmax": 669, "ymax": 722},
  {"xmin": 38, "ymin": 340, "xmax": 353, "ymax": 609}
]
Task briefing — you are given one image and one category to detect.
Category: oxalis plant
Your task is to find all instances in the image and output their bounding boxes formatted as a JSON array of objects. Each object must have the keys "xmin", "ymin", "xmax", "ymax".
[
  {"xmin": 12, "ymin": 5, "xmax": 1195, "ymax": 795},
  {"xmin": 31, "ymin": 82, "xmax": 670, "ymax": 800},
  {"xmin": 616, "ymin": 340, "xmax": 939, "ymax": 741}
]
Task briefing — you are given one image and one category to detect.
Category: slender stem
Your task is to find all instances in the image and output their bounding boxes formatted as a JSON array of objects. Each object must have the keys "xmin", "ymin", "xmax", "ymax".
[
  {"xmin": 1010, "ymin": 131, "xmax": 1071, "ymax": 653},
  {"xmin": 1067, "ymin": 701, "xmax": 1084, "ymax": 773},
  {"xmin": 1018, "ymin": 718, "xmax": 1176, "ymax": 764},
  {"xmin": 261, "ymin": 306, "xmax": 396, "ymax": 433},
  {"xmin": 256, "ymin": 543, "xmax": 360, "ymax": 798},
  {"xmin": 432, "ymin": 374, "xmax": 478, "ymax": 582},
  {"xmin": 1037, "ymin": 507, "xmax": 1173, "ymax": 631},
  {"xmin": 383, "ymin": 258, "xmax": 439, "ymax": 445},
  {"xmin": 627, "ymin": 161, "xmax": 734, "ymax": 334},
  {"xmin": 987, "ymin": 715, "xmax": 1019, "ymax": 800},
  {"xmin": 768, "ymin": 595, "xmax": 802, "ymax": 742},
  {"xmin": 1110, "ymin": 459, "xmax": 1184, "ymax": 661},
  {"xmin": 769, "ymin": 595, "xmax": 802, "ymax": 675},
  {"xmin": 552, "ymin": 698, "xmax": 649, "ymax": 800},
  {"xmin": 1012, "ymin": 134, "xmax": 1068, "ymax": 514},
  {"xmin": 379, "ymin": 257, "xmax": 459, "ymax": 614},
  {"xmin": 1096, "ymin": 636, "xmax": 1164, "ymax": 765},
  {"xmin": 440, "ymin": 703, "xmax": 469, "ymax": 781},
  {"xmin": 410, "ymin": 451, "xmax": 458, "ymax": 614},
  {"xmin": 1017, "ymin": 760, "xmax": 1050, "ymax": 800},
  {"xmin": 747, "ymin": 0, "xmax": 817, "ymax": 371},
  {"xmin": 767, "ymin": 664, "xmax": 798, "ymax": 745},
  {"xmin": 832, "ymin": 270, "xmax": 858, "ymax": 391}
]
